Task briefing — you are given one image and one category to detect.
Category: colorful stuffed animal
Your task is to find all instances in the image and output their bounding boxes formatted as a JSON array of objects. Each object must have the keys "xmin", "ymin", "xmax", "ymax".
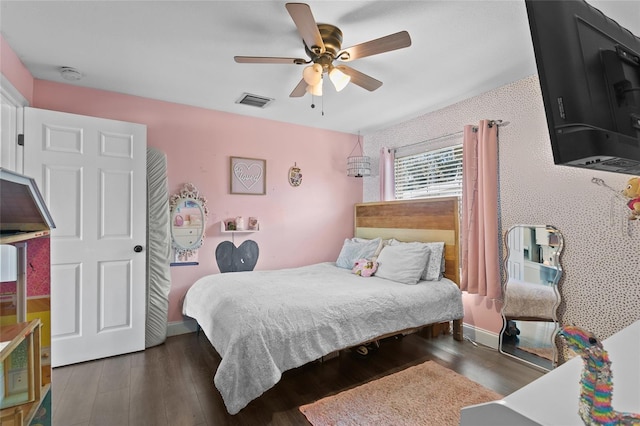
[
  {"xmin": 559, "ymin": 325, "xmax": 640, "ymax": 426},
  {"xmin": 352, "ymin": 258, "xmax": 378, "ymax": 277},
  {"xmin": 622, "ymin": 177, "xmax": 640, "ymax": 220}
]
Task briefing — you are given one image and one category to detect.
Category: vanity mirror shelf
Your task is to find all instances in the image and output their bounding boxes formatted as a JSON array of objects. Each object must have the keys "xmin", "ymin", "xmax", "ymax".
[
  {"xmin": 170, "ymin": 183, "xmax": 208, "ymax": 264},
  {"xmin": 500, "ymin": 225, "xmax": 563, "ymax": 371}
]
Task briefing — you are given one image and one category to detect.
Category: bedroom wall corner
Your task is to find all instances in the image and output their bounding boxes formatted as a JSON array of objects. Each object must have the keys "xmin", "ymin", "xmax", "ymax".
[
  {"xmin": 362, "ymin": 74, "xmax": 640, "ymax": 343},
  {"xmin": 0, "ymin": 35, "xmax": 34, "ymax": 104},
  {"xmin": 167, "ymin": 318, "xmax": 198, "ymax": 336},
  {"xmin": 462, "ymin": 323, "xmax": 499, "ymax": 349}
]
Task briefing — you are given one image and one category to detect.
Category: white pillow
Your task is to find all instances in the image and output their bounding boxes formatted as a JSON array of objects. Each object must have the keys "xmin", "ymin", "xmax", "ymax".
[
  {"xmin": 352, "ymin": 237, "xmax": 385, "ymax": 258},
  {"xmin": 335, "ymin": 238, "xmax": 382, "ymax": 269},
  {"xmin": 421, "ymin": 242, "xmax": 445, "ymax": 281},
  {"xmin": 388, "ymin": 239, "xmax": 445, "ymax": 281},
  {"xmin": 375, "ymin": 243, "xmax": 431, "ymax": 285}
]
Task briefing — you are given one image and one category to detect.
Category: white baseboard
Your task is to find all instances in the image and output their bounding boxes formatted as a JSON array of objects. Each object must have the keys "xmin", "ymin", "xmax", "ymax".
[
  {"xmin": 462, "ymin": 323, "xmax": 499, "ymax": 349},
  {"xmin": 167, "ymin": 318, "xmax": 198, "ymax": 336}
]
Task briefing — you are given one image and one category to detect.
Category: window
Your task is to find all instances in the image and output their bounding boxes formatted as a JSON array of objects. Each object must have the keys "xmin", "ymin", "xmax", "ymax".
[{"xmin": 394, "ymin": 144, "xmax": 463, "ymax": 199}]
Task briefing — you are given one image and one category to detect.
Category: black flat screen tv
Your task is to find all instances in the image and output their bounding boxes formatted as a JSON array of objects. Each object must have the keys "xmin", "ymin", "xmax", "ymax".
[{"xmin": 525, "ymin": 0, "xmax": 640, "ymax": 175}]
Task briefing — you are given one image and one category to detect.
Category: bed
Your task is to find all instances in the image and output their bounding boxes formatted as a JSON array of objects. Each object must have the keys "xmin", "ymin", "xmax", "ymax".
[
  {"xmin": 182, "ymin": 198, "xmax": 464, "ymax": 414},
  {"xmin": 502, "ymin": 278, "xmax": 559, "ymax": 322}
]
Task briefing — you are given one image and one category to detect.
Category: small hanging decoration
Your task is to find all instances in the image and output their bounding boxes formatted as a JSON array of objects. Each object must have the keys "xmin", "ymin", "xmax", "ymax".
[
  {"xmin": 347, "ymin": 132, "xmax": 371, "ymax": 177},
  {"xmin": 591, "ymin": 177, "xmax": 640, "ymax": 232},
  {"xmin": 289, "ymin": 163, "xmax": 302, "ymax": 187}
]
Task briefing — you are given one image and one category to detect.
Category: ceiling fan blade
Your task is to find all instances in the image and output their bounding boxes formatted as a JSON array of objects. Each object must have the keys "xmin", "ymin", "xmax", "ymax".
[
  {"xmin": 235, "ymin": 56, "xmax": 306, "ymax": 64},
  {"xmin": 337, "ymin": 66, "xmax": 383, "ymax": 92},
  {"xmin": 285, "ymin": 3, "xmax": 325, "ymax": 54},
  {"xmin": 340, "ymin": 31, "xmax": 411, "ymax": 61},
  {"xmin": 290, "ymin": 79, "xmax": 308, "ymax": 97}
]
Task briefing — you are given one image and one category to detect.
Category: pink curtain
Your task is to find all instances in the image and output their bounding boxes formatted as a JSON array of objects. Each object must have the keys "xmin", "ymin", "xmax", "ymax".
[
  {"xmin": 379, "ymin": 147, "xmax": 395, "ymax": 201},
  {"xmin": 461, "ymin": 120, "xmax": 501, "ymax": 298}
]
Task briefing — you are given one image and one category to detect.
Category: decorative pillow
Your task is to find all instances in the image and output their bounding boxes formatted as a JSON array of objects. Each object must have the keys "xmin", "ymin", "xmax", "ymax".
[
  {"xmin": 374, "ymin": 243, "xmax": 431, "ymax": 285},
  {"xmin": 388, "ymin": 239, "xmax": 446, "ymax": 281},
  {"xmin": 352, "ymin": 237, "xmax": 385, "ymax": 258},
  {"xmin": 421, "ymin": 242, "xmax": 445, "ymax": 281},
  {"xmin": 352, "ymin": 258, "xmax": 378, "ymax": 277},
  {"xmin": 335, "ymin": 238, "xmax": 382, "ymax": 269}
]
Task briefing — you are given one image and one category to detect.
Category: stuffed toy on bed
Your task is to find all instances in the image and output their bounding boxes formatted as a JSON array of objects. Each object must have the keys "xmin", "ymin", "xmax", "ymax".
[
  {"xmin": 622, "ymin": 176, "xmax": 640, "ymax": 220},
  {"xmin": 352, "ymin": 258, "xmax": 378, "ymax": 277}
]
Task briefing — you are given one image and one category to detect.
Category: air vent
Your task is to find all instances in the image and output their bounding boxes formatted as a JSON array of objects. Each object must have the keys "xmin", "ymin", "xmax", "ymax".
[{"xmin": 236, "ymin": 93, "xmax": 274, "ymax": 108}]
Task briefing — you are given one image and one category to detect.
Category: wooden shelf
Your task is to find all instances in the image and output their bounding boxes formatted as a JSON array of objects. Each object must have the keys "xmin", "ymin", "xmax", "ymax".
[
  {"xmin": 0, "ymin": 319, "xmax": 44, "ymax": 426},
  {"xmin": 0, "ymin": 320, "xmax": 40, "ymax": 362},
  {"xmin": 220, "ymin": 221, "xmax": 259, "ymax": 233},
  {"xmin": 0, "ymin": 384, "xmax": 50, "ymax": 426},
  {"xmin": 0, "ymin": 230, "xmax": 50, "ymax": 245}
]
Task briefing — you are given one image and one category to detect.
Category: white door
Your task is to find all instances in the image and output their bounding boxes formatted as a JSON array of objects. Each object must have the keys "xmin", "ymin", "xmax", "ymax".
[
  {"xmin": 0, "ymin": 76, "xmax": 27, "ymax": 173},
  {"xmin": 23, "ymin": 107, "xmax": 147, "ymax": 367}
]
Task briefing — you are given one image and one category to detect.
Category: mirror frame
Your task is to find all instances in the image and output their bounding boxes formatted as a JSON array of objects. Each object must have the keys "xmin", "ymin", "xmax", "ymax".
[
  {"xmin": 169, "ymin": 183, "xmax": 208, "ymax": 259},
  {"xmin": 499, "ymin": 224, "xmax": 564, "ymax": 371}
]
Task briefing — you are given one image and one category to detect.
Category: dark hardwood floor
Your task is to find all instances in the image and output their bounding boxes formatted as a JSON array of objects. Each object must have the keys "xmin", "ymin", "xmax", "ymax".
[{"xmin": 51, "ymin": 330, "xmax": 544, "ymax": 426}]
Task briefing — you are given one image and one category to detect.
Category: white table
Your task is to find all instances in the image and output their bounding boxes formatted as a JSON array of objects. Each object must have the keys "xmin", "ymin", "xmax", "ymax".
[{"xmin": 460, "ymin": 319, "xmax": 640, "ymax": 425}]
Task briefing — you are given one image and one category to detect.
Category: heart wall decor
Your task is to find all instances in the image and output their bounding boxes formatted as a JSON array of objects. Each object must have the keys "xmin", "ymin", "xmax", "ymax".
[
  {"xmin": 230, "ymin": 156, "xmax": 266, "ymax": 195},
  {"xmin": 215, "ymin": 240, "xmax": 259, "ymax": 273}
]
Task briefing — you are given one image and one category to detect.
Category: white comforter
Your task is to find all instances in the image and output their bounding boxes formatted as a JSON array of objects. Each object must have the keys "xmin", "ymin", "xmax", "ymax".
[{"xmin": 182, "ymin": 262, "xmax": 463, "ymax": 414}]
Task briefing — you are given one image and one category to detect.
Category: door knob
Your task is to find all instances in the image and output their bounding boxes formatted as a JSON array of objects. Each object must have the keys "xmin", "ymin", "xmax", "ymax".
[{"xmin": 134, "ymin": 245, "xmax": 143, "ymax": 253}]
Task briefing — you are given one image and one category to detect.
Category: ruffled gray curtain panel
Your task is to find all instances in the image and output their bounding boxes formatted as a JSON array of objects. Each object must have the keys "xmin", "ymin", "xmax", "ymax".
[{"xmin": 146, "ymin": 147, "xmax": 171, "ymax": 347}]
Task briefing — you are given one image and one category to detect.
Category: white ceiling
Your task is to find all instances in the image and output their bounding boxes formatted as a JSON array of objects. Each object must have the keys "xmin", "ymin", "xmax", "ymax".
[{"xmin": 1, "ymin": 1, "xmax": 638, "ymax": 135}]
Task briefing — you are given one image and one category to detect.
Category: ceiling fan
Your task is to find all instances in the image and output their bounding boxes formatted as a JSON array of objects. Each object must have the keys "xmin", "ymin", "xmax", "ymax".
[{"xmin": 234, "ymin": 3, "xmax": 412, "ymax": 97}]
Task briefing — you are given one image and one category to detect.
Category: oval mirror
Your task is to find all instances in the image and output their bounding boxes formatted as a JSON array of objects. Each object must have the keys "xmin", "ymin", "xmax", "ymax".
[
  {"xmin": 170, "ymin": 183, "xmax": 208, "ymax": 259},
  {"xmin": 500, "ymin": 224, "xmax": 563, "ymax": 371}
]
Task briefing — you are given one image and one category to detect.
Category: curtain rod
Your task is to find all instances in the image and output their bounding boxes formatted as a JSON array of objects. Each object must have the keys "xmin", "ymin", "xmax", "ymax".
[{"xmin": 390, "ymin": 120, "xmax": 509, "ymax": 152}]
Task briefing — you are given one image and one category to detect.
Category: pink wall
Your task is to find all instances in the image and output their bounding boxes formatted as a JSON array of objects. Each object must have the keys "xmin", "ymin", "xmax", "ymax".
[
  {"xmin": 33, "ymin": 81, "xmax": 362, "ymax": 322},
  {"xmin": 1, "ymin": 35, "xmax": 33, "ymax": 103},
  {"xmin": 2, "ymin": 37, "xmax": 362, "ymax": 323}
]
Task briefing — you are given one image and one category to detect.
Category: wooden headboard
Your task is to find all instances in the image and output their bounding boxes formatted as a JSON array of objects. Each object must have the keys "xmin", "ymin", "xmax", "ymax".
[
  {"xmin": 354, "ymin": 197, "xmax": 460, "ymax": 286},
  {"xmin": 353, "ymin": 197, "xmax": 463, "ymax": 341}
]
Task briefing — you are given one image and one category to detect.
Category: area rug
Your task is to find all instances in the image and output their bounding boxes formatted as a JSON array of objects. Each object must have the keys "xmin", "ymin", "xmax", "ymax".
[{"xmin": 299, "ymin": 361, "xmax": 502, "ymax": 425}]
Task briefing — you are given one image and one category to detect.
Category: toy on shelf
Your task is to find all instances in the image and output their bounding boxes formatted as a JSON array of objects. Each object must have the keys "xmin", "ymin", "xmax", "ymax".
[{"xmin": 559, "ymin": 325, "xmax": 640, "ymax": 426}]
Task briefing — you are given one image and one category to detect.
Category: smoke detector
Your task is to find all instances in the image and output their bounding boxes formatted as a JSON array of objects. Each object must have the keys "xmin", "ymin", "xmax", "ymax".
[{"xmin": 59, "ymin": 67, "xmax": 83, "ymax": 81}]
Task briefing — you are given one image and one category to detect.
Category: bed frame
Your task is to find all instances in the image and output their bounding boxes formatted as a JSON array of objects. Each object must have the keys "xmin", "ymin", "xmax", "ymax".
[{"xmin": 354, "ymin": 197, "xmax": 463, "ymax": 341}]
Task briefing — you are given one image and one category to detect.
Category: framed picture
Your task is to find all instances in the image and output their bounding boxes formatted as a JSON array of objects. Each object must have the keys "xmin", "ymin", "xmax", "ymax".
[{"xmin": 230, "ymin": 156, "xmax": 266, "ymax": 195}]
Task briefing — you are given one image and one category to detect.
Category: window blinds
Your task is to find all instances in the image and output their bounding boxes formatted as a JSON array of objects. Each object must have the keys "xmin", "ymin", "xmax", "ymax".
[{"xmin": 394, "ymin": 144, "xmax": 463, "ymax": 199}]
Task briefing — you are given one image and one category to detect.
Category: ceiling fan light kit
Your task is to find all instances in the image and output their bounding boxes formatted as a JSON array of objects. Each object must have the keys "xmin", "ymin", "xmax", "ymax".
[
  {"xmin": 306, "ymin": 80, "xmax": 322, "ymax": 96},
  {"xmin": 303, "ymin": 63, "xmax": 323, "ymax": 86},
  {"xmin": 234, "ymin": 3, "xmax": 411, "ymax": 98},
  {"xmin": 329, "ymin": 67, "xmax": 350, "ymax": 92}
]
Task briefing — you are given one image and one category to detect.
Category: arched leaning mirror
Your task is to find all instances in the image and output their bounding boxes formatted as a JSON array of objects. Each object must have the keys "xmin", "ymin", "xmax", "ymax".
[
  {"xmin": 169, "ymin": 183, "xmax": 208, "ymax": 261},
  {"xmin": 500, "ymin": 225, "xmax": 563, "ymax": 371}
]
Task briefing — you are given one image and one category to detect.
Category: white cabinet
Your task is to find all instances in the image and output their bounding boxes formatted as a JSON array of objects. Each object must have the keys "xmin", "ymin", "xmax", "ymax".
[{"xmin": 172, "ymin": 226, "xmax": 202, "ymax": 247}]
